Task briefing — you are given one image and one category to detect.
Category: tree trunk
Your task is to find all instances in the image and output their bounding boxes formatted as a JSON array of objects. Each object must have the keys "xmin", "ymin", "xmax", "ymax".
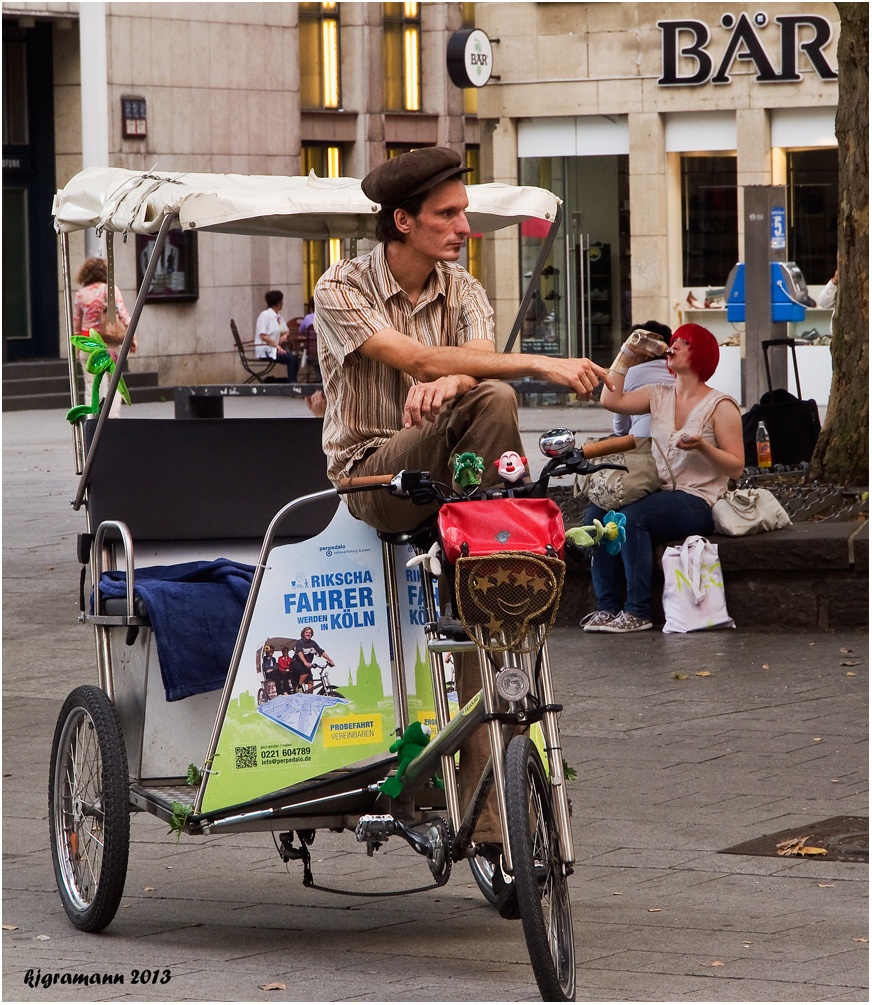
[{"xmin": 810, "ymin": 3, "xmax": 869, "ymax": 484}]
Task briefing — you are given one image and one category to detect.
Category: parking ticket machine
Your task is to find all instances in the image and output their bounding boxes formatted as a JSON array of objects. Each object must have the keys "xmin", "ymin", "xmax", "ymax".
[{"xmin": 725, "ymin": 261, "xmax": 812, "ymax": 323}]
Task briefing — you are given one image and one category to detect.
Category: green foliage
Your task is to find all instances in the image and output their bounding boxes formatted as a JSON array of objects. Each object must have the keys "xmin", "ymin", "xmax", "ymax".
[{"xmin": 167, "ymin": 801, "xmax": 194, "ymax": 842}]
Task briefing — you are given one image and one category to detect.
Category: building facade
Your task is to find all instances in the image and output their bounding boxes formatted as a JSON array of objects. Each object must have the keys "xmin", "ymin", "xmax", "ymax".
[
  {"xmin": 474, "ymin": 1, "xmax": 841, "ymax": 401},
  {"xmin": 2, "ymin": 2, "xmax": 843, "ymax": 398},
  {"xmin": 2, "ymin": 1, "xmax": 479, "ymax": 384}
]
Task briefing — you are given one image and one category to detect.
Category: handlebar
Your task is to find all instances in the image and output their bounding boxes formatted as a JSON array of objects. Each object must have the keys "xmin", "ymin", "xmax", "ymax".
[
  {"xmin": 580, "ymin": 434, "xmax": 636, "ymax": 459},
  {"xmin": 341, "ymin": 472, "xmax": 395, "ymax": 488},
  {"xmin": 338, "ymin": 474, "xmax": 395, "ymax": 488},
  {"xmin": 338, "ymin": 433, "xmax": 635, "ymax": 504}
]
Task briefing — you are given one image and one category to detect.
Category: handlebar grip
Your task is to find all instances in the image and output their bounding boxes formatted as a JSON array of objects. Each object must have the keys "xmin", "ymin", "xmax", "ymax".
[
  {"xmin": 338, "ymin": 474, "xmax": 395, "ymax": 489},
  {"xmin": 581, "ymin": 435, "xmax": 637, "ymax": 459}
]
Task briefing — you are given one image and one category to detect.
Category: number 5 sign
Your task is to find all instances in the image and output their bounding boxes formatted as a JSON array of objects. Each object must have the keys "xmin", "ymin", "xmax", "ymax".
[{"xmin": 770, "ymin": 207, "xmax": 786, "ymax": 251}]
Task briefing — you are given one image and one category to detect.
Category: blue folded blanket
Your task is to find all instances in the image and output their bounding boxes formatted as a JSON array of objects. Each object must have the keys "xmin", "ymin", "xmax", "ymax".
[{"xmin": 98, "ymin": 559, "xmax": 255, "ymax": 701}]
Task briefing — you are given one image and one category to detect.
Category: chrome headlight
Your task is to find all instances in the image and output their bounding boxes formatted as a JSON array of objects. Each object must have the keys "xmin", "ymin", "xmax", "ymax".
[{"xmin": 495, "ymin": 666, "xmax": 531, "ymax": 702}]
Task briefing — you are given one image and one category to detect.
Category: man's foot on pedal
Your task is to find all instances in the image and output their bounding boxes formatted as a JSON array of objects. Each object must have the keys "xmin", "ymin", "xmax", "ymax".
[
  {"xmin": 437, "ymin": 614, "xmax": 469, "ymax": 641},
  {"xmin": 478, "ymin": 843, "xmax": 521, "ymax": 920}
]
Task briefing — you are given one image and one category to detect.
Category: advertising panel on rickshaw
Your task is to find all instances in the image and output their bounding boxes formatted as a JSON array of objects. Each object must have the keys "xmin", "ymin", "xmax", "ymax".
[
  {"xmin": 392, "ymin": 543, "xmax": 460, "ymax": 734},
  {"xmin": 201, "ymin": 504, "xmax": 455, "ymax": 813},
  {"xmin": 202, "ymin": 505, "xmax": 394, "ymax": 811}
]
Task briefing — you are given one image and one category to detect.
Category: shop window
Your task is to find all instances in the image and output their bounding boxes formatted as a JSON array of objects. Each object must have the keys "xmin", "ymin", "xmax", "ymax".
[
  {"xmin": 2, "ymin": 34, "xmax": 28, "ymax": 144},
  {"xmin": 787, "ymin": 148, "xmax": 838, "ymax": 286},
  {"xmin": 299, "ymin": 2, "xmax": 340, "ymax": 110},
  {"xmin": 384, "ymin": 3, "xmax": 420, "ymax": 112},
  {"xmin": 681, "ymin": 155, "xmax": 738, "ymax": 288},
  {"xmin": 302, "ymin": 144, "xmax": 342, "ymax": 304},
  {"xmin": 135, "ymin": 231, "xmax": 199, "ymax": 302},
  {"xmin": 519, "ymin": 157, "xmax": 567, "ymax": 358}
]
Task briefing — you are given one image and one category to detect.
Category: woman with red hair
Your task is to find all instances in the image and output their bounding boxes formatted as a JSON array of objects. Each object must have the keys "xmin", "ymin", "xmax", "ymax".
[{"xmin": 582, "ymin": 323, "xmax": 744, "ymax": 633}]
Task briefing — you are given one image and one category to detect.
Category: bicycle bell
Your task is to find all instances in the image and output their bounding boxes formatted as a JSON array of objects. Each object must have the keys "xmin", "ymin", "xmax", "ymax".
[{"xmin": 539, "ymin": 428, "xmax": 576, "ymax": 458}]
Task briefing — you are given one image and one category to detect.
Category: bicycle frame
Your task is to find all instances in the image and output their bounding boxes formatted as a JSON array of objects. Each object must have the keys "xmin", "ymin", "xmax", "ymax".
[{"xmin": 381, "ymin": 548, "xmax": 576, "ymax": 873}]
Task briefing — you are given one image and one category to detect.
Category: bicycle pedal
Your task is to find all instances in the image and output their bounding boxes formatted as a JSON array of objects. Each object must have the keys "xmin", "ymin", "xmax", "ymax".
[{"xmin": 355, "ymin": 814, "xmax": 397, "ymax": 843}]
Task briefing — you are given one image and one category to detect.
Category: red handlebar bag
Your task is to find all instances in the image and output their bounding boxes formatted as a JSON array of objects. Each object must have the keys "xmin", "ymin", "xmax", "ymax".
[{"xmin": 438, "ymin": 498, "xmax": 565, "ymax": 562}]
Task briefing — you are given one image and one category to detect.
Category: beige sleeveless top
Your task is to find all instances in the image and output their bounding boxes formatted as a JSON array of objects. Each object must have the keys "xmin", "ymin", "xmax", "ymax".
[{"xmin": 648, "ymin": 384, "xmax": 740, "ymax": 506}]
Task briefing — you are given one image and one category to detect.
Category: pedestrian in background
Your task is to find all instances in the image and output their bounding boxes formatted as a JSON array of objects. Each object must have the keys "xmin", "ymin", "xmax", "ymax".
[
  {"xmin": 582, "ymin": 323, "xmax": 744, "ymax": 634},
  {"xmin": 254, "ymin": 290, "xmax": 299, "ymax": 382},
  {"xmin": 611, "ymin": 320, "xmax": 675, "ymax": 438},
  {"xmin": 73, "ymin": 257, "xmax": 134, "ymax": 418}
]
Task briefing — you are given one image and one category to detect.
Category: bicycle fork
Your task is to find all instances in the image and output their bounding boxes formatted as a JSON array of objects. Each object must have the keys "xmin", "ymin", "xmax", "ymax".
[{"xmin": 401, "ymin": 641, "xmax": 575, "ymax": 874}]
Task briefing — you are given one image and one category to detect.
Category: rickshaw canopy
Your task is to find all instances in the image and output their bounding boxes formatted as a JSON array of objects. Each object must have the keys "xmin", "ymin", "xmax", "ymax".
[{"xmin": 53, "ymin": 167, "xmax": 561, "ymax": 240}]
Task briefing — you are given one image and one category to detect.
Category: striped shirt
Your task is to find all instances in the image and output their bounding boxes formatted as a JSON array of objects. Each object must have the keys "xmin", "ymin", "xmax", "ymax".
[{"xmin": 314, "ymin": 242, "xmax": 494, "ymax": 484}]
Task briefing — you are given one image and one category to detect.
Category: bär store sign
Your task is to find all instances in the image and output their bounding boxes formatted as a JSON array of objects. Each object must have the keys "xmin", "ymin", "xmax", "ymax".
[{"xmin": 658, "ymin": 12, "xmax": 837, "ymax": 86}]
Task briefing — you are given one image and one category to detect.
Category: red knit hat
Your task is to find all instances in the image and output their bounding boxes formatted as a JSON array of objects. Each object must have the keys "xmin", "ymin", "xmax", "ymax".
[{"xmin": 669, "ymin": 323, "xmax": 719, "ymax": 382}]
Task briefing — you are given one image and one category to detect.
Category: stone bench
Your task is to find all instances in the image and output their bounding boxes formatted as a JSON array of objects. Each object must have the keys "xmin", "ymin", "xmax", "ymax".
[{"xmin": 556, "ymin": 520, "xmax": 869, "ymax": 630}]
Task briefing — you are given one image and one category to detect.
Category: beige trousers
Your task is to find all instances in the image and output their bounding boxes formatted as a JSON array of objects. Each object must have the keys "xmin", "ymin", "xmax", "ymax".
[
  {"xmin": 345, "ymin": 380, "xmax": 523, "ymax": 533},
  {"xmin": 348, "ymin": 380, "xmax": 523, "ymax": 841}
]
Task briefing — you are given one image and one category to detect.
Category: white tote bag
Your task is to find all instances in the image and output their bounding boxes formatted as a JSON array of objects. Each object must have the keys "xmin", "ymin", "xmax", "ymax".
[{"xmin": 661, "ymin": 535, "xmax": 735, "ymax": 633}]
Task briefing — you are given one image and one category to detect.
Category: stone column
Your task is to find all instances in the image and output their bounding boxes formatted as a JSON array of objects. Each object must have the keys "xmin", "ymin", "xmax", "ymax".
[
  {"xmin": 79, "ymin": 2, "xmax": 109, "ymax": 257},
  {"xmin": 628, "ymin": 112, "xmax": 670, "ymax": 328}
]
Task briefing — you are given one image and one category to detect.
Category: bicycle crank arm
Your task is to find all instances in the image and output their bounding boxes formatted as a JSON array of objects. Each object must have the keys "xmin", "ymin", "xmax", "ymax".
[{"xmin": 355, "ymin": 814, "xmax": 452, "ymax": 885}]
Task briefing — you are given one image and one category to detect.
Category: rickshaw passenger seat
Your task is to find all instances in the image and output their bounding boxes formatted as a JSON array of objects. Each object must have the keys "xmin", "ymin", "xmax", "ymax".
[
  {"xmin": 83, "ymin": 417, "xmax": 337, "ymax": 544},
  {"xmin": 83, "ymin": 416, "xmax": 341, "ymax": 702},
  {"xmin": 103, "ymin": 595, "xmax": 150, "ymax": 619}
]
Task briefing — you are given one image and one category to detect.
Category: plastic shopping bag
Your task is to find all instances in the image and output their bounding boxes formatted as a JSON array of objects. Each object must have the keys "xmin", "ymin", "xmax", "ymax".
[{"xmin": 661, "ymin": 535, "xmax": 735, "ymax": 633}]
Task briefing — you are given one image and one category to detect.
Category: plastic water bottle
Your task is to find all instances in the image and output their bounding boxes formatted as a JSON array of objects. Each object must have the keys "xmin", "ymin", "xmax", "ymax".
[
  {"xmin": 756, "ymin": 420, "xmax": 772, "ymax": 468},
  {"xmin": 627, "ymin": 331, "xmax": 667, "ymax": 357}
]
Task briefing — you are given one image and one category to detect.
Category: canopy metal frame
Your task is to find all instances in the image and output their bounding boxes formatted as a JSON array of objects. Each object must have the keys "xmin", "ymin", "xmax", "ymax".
[{"xmin": 54, "ymin": 169, "xmax": 563, "ymax": 505}]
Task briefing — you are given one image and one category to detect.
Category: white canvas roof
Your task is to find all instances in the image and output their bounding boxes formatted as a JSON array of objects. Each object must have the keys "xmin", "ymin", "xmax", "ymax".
[{"xmin": 53, "ymin": 167, "xmax": 561, "ymax": 239}]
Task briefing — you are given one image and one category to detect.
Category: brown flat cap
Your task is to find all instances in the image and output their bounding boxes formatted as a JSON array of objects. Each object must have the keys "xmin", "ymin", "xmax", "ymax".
[{"xmin": 361, "ymin": 147, "xmax": 472, "ymax": 207}]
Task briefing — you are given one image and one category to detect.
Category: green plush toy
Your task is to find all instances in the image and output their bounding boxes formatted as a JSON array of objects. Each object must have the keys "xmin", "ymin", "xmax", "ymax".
[
  {"xmin": 452, "ymin": 451, "xmax": 485, "ymax": 490},
  {"xmin": 380, "ymin": 721, "xmax": 431, "ymax": 798}
]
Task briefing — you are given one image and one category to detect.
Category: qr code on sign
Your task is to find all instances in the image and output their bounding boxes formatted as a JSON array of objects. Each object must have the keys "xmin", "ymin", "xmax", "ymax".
[{"xmin": 235, "ymin": 745, "xmax": 257, "ymax": 769}]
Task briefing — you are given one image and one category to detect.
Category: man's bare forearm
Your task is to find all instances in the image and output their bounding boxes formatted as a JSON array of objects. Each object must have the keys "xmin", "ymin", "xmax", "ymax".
[{"xmin": 362, "ymin": 329, "xmax": 612, "ymax": 398}]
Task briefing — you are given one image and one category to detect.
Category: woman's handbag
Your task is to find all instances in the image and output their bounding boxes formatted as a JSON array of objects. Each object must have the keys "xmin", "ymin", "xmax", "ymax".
[
  {"xmin": 712, "ymin": 488, "xmax": 791, "ymax": 536},
  {"xmin": 98, "ymin": 288, "xmax": 128, "ymax": 347},
  {"xmin": 661, "ymin": 534, "xmax": 735, "ymax": 633},
  {"xmin": 574, "ymin": 436, "xmax": 672, "ymax": 511}
]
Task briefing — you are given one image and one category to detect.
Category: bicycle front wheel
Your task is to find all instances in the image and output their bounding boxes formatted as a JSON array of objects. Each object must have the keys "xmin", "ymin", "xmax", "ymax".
[{"xmin": 505, "ymin": 734, "xmax": 576, "ymax": 1001}]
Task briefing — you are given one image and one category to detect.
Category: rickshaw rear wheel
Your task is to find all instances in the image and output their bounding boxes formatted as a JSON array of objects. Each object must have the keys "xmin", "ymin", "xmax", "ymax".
[
  {"xmin": 505, "ymin": 734, "xmax": 576, "ymax": 1002},
  {"xmin": 49, "ymin": 686, "xmax": 130, "ymax": 933}
]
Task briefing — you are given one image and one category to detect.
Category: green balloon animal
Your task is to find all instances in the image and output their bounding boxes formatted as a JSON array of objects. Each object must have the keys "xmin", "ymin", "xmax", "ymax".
[{"xmin": 65, "ymin": 328, "xmax": 131, "ymax": 424}]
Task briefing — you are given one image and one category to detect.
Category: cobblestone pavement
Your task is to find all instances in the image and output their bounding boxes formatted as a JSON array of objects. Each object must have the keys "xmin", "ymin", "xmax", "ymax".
[{"xmin": 3, "ymin": 405, "xmax": 867, "ymax": 1003}]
